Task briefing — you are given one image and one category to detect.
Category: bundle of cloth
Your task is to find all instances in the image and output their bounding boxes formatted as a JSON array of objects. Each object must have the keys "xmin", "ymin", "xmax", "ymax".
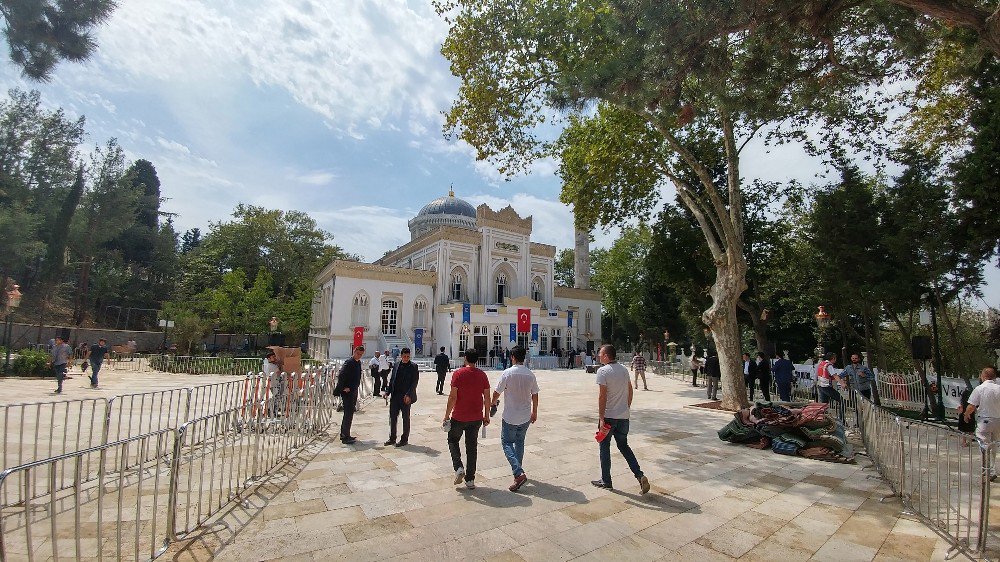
[{"xmin": 718, "ymin": 401, "xmax": 854, "ymax": 463}]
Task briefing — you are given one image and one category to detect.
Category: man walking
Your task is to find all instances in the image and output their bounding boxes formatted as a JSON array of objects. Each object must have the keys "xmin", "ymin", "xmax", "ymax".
[
  {"xmin": 385, "ymin": 347, "xmax": 419, "ymax": 447},
  {"xmin": 391, "ymin": 344, "xmax": 400, "ymax": 362},
  {"xmin": 87, "ymin": 338, "xmax": 110, "ymax": 389},
  {"xmin": 435, "ymin": 346, "xmax": 451, "ymax": 395},
  {"xmin": 704, "ymin": 352, "xmax": 721, "ymax": 400},
  {"xmin": 772, "ymin": 351, "xmax": 795, "ymax": 402},
  {"xmin": 369, "ymin": 351, "xmax": 383, "ymax": 395},
  {"xmin": 630, "ymin": 351, "xmax": 649, "ymax": 391},
  {"xmin": 443, "ymin": 348, "xmax": 491, "ymax": 489},
  {"xmin": 493, "ymin": 345, "xmax": 538, "ymax": 492},
  {"xmin": 592, "ymin": 344, "xmax": 650, "ymax": 494},
  {"xmin": 334, "ymin": 345, "xmax": 364, "ymax": 444},
  {"xmin": 51, "ymin": 336, "xmax": 71, "ymax": 394},
  {"xmin": 963, "ymin": 367, "xmax": 1000, "ymax": 479},
  {"xmin": 378, "ymin": 350, "xmax": 391, "ymax": 400},
  {"xmin": 842, "ymin": 353, "xmax": 879, "ymax": 405}
]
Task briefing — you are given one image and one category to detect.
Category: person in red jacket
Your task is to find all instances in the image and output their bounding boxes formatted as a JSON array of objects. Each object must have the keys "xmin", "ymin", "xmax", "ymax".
[{"xmin": 442, "ymin": 348, "xmax": 491, "ymax": 489}]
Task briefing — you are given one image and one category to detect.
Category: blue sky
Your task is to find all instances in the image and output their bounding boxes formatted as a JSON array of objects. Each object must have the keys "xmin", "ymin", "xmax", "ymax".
[{"xmin": 1, "ymin": 0, "xmax": 997, "ymax": 308}]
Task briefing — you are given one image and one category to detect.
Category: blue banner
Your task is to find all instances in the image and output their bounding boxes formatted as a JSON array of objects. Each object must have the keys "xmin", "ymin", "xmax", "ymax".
[
  {"xmin": 531, "ymin": 324, "xmax": 538, "ymax": 342},
  {"xmin": 413, "ymin": 328, "xmax": 423, "ymax": 354},
  {"xmin": 509, "ymin": 323, "xmax": 516, "ymax": 342},
  {"xmin": 568, "ymin": 311, "xmax": 574, "ymax": 327},
  {"xmin": 462, "ymin": 302, "xmax": 471, "ymax": 324}
]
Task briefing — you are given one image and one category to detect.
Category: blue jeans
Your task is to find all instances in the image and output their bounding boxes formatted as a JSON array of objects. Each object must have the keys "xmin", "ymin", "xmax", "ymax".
[
  {"xmin": 53, "ymin": 363, "xmax": 67, "ymax": 391},
  {"xmin": 600, "ymin": 418, "xmax": 643, "ymax": 487},
  {"xmin": 90, "ymin": 360, "xmax": 102, "ymax": 386},
  {"xmin": 501, "ymin": 420, "xmax": 530, "ymax": 477}
]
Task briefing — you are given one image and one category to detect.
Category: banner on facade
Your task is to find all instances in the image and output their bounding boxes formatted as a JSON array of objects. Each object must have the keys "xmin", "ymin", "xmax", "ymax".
[
  {"xmin": 510, "ymin": 323, "xmax": 517, "ymax": 343},
  {"xmin": 531, "ymin": 324, "xmax": 538, "ymax": 342},
  {"xmin": 517, "ymin": 308, "xmax": 531, "ymax": 333},
  {"xmin": 413, "ymin": 328, "xmax": 423, "ymax": 354},
  {"xmin": 567, "ymin": 310, "xmax": 574, "ymax": 327},
  {"xmin": 485, "ymin": 304, "xmax": 499, "ymax": 316},
  {"xmin": 462, "ymin": 302, "xmax": 471, "ymax": 324},
  {"xmin": 352, "ymin": 327, "xmax": 365, "ymax": 350},
  {"xmin": 548, "ymin": 309, "xmax": 558, "ymax": 317}
]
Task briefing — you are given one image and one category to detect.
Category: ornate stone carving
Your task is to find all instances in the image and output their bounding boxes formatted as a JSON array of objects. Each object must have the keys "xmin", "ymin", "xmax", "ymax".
[
  {"xmin": 530, "ymin": 242, "xmax": 556, "ymax": 258},
  {"xmin": 476, "ymin": 204, "xmax": 532, "ymax": 235},
  {"xmin": 332, "ymin": 260, "xmax": 437, "ymax": 285}
]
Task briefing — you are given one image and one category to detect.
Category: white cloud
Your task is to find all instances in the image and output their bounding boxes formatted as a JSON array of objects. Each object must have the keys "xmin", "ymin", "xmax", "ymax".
[
  {"xmin": 312, "ymin": 206, "xmax": 412, "ymax": 261},
  {"xmin": 156, "ymin": 137, "xmax": 192, "ymax": 155},
  {"xmin": 292, "ymin": 170, "xmax": 336, "ymax": 186}
]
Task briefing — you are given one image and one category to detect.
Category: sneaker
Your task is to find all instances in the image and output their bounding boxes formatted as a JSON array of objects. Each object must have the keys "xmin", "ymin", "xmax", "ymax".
[
  {"xmin": 465, "ymin": 480, "xmax": 476, "ymax": 489},
  {"xmin": 591, "ymin": 479, "xmax": 612, "ymax": 489},
  {"xmin": 639, "ymin": 475, "xmax": 650, "ymax": 495},
  {"xmin": 509, "ymin": 473, "xmax": 527, "ymax": 492},
  {"xmin": 454, "ymin": 467, "xmax": 465, "ymax": 485}
]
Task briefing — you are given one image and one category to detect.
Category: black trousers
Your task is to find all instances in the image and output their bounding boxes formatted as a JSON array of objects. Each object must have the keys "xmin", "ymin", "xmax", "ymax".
[
  {"xmin": 436, "ymin": 370, "xmax": 447, "ymax": 394},
  {"xmin": 448, "ymin": 419, "xmax": 482, "ymax": 481},
  {"xmin": 340, "ymin": 393, "xmax": 357, "ymax": 440},
  {"xmin": 377, "ymin": 369, "xmax": 389, "ymax": 394},
  {"xmin": 389, "ymin": 399, "xmax": 411, "ymax": 441},
  {"xmin": 745, "ymin": 375, "xmax": 756, "ymax": 401},
  {"xmin": 370, "ymin": 366, "xmax": 381, "ymax": 395},
  {"xmin": 757, "ymin": 375, "xmax": 772, "ymax": 401}
]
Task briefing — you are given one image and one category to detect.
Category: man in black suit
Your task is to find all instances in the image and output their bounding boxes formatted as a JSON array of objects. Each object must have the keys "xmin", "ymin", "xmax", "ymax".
[
  {"xmin": 434, "ymin": 346, "xmax": 450, "ymax": 395},
  {"xmin": 385, "ymin": 347, "xmax": 419, "ymax": 447},
  {"xmin": 335, "ymin": 345, "xmax": 364, "ymax": 444}
]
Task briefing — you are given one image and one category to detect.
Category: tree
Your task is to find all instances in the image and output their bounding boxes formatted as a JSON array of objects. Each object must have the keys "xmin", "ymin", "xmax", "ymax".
[
  {"xmin": 554, "ymin": 248, "xmax": 575, "ymax": 287},
  {"xmin": 885, "ymin": 0, "xmax": 1000, "ymax": 57},
  {"xmin": 437, "ymin": 1, "xmax": 916, "ymax": 408},
  {"xmin": 1, "ymin": 0, "xmax": 117, "ymax": 80}
]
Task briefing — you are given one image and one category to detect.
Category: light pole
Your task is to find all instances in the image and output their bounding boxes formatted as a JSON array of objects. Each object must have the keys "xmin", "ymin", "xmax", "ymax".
[
  {"xmin": 3, "ymin": 282, "xmax": 23, "ymax": 374},
  {"xmin": 814, "ymin": 305, "xmax": 831, "ymax": 359}
]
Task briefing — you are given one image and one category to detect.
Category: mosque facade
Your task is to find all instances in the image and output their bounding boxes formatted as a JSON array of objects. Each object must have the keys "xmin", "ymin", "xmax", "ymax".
[{"xmin": 308, "ymin": 191, "xmax": 602, "ymax": 359}]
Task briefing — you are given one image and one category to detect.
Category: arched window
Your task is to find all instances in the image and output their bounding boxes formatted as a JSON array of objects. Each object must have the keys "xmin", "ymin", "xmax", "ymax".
[
  {"xmin": 413, "ymin": 299, "xmax": 428, "ymax": 327},
  {"xmin": 493, "ymin": 325, "xmax": 504, "ymax": 352},
  {"xmin": 540, "ymin": 327, "xmax": 549, "ymax": 354},
  {"xmin": 450, "ymin": 268, "xmax": 466, "ymax": 301},
  {"xmin": 531, "ymin": 278, "xmax": 544, "ymax": 305},
  {"xmin": 585, "ymin": 309, "xmax": 593, "ymax": 333},
  {"xmin": 351, "ymin": 292, "xmax": 369, "ymax": 327},
  {"xmin": 496, "ymin": 273, "xmax": 507, "ymax": 305}
]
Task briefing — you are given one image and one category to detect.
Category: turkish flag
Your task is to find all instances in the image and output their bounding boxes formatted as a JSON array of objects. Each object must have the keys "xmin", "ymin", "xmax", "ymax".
[
  {"xmin": 517, "ymin": 308, "xmax": 531, "ymax": 333},
  {"xmin": 353, "ymin": 327, "xmax": 365, "ymax": 350}
]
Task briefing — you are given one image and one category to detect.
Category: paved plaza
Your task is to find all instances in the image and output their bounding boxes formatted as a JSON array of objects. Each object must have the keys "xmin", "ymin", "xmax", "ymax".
[{"xmin": 2, "ymin": 365, "xmax": 964, "ymax": 561}]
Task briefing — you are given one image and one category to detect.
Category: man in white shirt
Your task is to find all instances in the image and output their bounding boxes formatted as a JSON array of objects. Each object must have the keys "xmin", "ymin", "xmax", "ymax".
[
  {"xmin": 369, "ymin": 351, "xmax": 383, "ymax": 395},
  {"xmin": 964, "ymin": 367, "xmax": 1000, "ymax": 479},
  {"xmin": 377, "ymin": 351, "xmax": 391, "ymax": 401},
  {"xmin": 492, "ymin": 345, "xmax": 539, "ymax": 492},
  {"xmin": 592, "ymin": 344, "xmax": 650, "ymax": 494},
  {"xmin": 262, "ymin": 350, "xmax": 283, "ymax": 416}
]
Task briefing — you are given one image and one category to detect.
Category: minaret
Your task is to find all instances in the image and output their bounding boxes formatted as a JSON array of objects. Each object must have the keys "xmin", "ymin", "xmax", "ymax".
[{"xmin": 574, "ymin": 227, "xmax": 590, "ymax": 289}]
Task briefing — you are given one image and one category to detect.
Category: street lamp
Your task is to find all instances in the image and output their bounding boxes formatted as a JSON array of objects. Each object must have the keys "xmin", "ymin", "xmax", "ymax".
[
  {"xmin": 814, "ymin": 305, "xmax": 831, "ymax": 359},
  {"xmin": 3, "ymin": 282, "xmax": 23, "ymax": 374}
]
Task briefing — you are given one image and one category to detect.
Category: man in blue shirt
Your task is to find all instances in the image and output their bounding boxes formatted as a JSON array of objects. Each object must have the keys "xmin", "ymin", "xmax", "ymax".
[
  {"xmin": 841, "ymin": 353, "xmax": 879, "ymax": 405},
  {"xmin": 771, "ymin": 351, "xmax": 795, "ymax": 402}
]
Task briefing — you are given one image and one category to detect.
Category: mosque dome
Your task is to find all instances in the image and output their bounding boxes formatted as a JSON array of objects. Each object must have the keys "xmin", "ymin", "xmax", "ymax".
[
  {"xmin": 416, "ymin": 190, "xmax": 477, "ymax": 219},
  {"xmin": 408, "ymin": 189, "xmax": 479, "ymax": 240}
]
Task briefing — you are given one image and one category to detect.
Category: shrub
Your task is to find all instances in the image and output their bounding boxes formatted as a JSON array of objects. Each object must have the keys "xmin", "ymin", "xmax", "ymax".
[{"xmin": 10, "ymin": 350, "xmax": 53, "ymax": 376}]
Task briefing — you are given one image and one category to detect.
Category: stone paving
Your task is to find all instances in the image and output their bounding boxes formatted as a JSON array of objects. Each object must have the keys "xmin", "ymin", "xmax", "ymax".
[
  {"xmin": 0, "ymin": 363, "xmax": 968, "ymax": 561},
  {"xmin": 134, "ymin": 365, "xmax": 958, "ymax": 562}
]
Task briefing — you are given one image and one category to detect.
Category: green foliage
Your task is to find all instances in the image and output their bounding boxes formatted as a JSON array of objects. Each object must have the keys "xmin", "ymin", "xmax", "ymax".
[
  {"xmin": 10, "ymin": 349, "xmax": 51, "ymax": 376},
  {"xmin": 553, "ymin": 248, "xmax": 574, "ymax": 287},
  {"xmin": 0, "ymin": 0, "xmax": 117, "ymax": 81}
]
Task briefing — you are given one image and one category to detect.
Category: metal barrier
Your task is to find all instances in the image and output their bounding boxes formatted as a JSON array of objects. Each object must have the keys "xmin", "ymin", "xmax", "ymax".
[
  {"xmin": 0, "ymin": 370, "xmax": 343, "ymax": 560},
  {"xmin": 0, "ymin": 429, "xmax": 176, "ymax": 561},
  {"xmin": 853, "ymin": 390, "xmax": 992, "ymax": 558}
]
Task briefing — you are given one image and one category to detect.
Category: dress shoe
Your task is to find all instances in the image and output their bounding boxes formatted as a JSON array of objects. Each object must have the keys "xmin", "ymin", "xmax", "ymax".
[
  {"xmin": 384, "ymin": 439, "xmax": 396, "ymax": 446},
  {"xmin": 394, "ymin": 440, "xmax": 408, "ymax": 447},
  {"xmin": 341, "ymin": 437, "xmax": 357, "ymax": 444}
]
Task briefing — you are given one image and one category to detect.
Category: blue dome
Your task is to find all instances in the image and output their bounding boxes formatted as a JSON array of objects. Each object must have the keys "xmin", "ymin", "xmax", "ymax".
[{"xmin": 417, "ymin": 192, "xmax": 477, "ymax": 219}]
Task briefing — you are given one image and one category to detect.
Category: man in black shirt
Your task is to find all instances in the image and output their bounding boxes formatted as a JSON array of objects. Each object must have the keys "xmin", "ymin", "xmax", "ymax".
[
  {"xmin": 385, "ymin": 347, "xmax": 419, "ymax": 447},
  {"xmin": 434, "ymin": 347, "xmax": 450, "ymax": 395},
  {"xmin": 87, "ymin": 338, "xmax": 110, "ymax": 389},
  {"xmin": 335, "ymin": 345, "xmax": 364, "ymax": 444}
]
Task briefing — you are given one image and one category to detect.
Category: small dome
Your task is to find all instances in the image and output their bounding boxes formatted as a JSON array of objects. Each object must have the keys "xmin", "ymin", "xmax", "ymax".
[{"xmin": 417, "ymin": 191, "xmax": 477, "ymax": 219}]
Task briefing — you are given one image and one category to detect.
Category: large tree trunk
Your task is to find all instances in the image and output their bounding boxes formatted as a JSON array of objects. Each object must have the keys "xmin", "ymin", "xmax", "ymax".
[{"xmin": 706, "ymin": 255, "xmax": 749, "ymax": 411}]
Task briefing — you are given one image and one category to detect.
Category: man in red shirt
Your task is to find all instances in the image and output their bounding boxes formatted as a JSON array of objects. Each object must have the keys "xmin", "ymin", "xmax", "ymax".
[{"xmin": 443, "ymin": 348, "xmax": 492, "ymax": 489}]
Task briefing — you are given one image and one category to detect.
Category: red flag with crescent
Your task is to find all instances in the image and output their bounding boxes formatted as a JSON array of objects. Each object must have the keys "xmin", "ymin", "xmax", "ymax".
[
  {"xmin": 517, "ymin": 308, "xmax": 531, "ymax": 333},
  {"xmin": 353, "ymin": 327, "xmax": 365, "ymax": 349}
]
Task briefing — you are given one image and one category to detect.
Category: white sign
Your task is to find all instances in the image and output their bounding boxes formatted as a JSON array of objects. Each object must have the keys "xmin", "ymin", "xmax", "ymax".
[
  {"xmin": 485, "ymin": 305, "xmax": 499, "ymax": 316},
  {"xmin": 158, "ymin": 320, "xmax": 175, "ymax": 328}
]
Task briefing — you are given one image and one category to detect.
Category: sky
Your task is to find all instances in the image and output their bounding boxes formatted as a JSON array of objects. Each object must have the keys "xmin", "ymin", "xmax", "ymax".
[{"xmin": 1, "ymin": 0, "xmax": 997, "ymax": 309}]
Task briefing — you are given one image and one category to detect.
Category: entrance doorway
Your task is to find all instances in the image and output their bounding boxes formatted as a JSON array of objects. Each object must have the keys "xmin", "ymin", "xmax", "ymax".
[{"xmin": 381, "ymin": 300, "xmax": 398, "ymax": 336}]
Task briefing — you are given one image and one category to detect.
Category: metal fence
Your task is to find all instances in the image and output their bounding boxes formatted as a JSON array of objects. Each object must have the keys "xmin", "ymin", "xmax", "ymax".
[
  {"xmin": 853, "ymin": 391, "xmax": 992, "ymax": 558},
  {"xmin": 0, "ymin": 368, "xmax": 344, "ymax": 561}
]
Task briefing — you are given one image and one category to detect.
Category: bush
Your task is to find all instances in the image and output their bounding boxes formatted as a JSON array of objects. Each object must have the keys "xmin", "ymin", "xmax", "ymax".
[{"xmin": 10, "ymin": 349, "xmax": 52, "ymax": 376}]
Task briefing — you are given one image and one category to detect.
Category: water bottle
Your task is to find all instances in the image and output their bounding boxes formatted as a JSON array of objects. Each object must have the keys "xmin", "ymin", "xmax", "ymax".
[{"xmin": 481, "ymin": 423, "xmax": 487, "ymax": 438}]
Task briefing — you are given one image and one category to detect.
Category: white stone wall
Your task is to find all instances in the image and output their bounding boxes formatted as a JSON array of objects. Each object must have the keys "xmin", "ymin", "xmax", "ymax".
[{"xmin": 552, "ymin": 295, "xmax": 602, "ymax": 351}]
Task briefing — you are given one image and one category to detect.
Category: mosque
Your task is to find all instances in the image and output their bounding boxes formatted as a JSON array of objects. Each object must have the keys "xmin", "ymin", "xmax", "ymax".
[{"xmin": 308, "ymin": 190, "xmax": 602, "ymax": 360}]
